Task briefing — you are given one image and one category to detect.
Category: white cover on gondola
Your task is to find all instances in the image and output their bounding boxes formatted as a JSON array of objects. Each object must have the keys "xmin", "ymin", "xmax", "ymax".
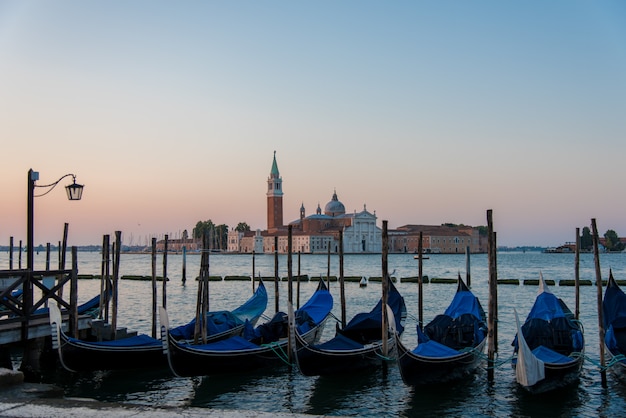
[{"xmin": 515, "ymin": 309, "xmax": 545, "ymax": 387}]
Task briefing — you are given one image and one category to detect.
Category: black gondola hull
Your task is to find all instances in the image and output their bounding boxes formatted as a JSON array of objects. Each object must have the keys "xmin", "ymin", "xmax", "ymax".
[
  {"xmin": 396, "ymin": 337, "xmax": 486, "ymax": 385},
  {"xmin": 165, "ymin": 320, "xmax": 327, "ymax": 377}
]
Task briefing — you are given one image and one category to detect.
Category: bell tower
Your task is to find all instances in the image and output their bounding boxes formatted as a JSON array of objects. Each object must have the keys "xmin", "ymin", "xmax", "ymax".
[{"xmin": 267, "ymin": 151, "xmax": 283, "ymax": 232}]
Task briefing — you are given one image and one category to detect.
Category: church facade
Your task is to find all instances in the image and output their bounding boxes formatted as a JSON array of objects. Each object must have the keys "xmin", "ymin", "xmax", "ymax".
[{"xmin": 227, "ymin": 152, "xmax": 381, "ymax": 254}]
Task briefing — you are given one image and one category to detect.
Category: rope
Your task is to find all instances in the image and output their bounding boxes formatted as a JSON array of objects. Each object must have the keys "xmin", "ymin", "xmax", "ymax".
[{"xmin": 262, "ymin": 341, "xmax": 294, "ymax": 367}]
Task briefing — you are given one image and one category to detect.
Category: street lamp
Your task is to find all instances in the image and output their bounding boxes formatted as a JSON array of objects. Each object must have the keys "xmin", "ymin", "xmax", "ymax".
[{"xmin": 26, "ymin": 168, "xmax": 84, "ymax": 273}]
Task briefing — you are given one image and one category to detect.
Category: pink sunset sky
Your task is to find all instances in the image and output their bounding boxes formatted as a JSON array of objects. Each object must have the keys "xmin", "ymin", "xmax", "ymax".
[{"xmin": 1, "ymin": 1, "xmax": 625, "ymax": 248}]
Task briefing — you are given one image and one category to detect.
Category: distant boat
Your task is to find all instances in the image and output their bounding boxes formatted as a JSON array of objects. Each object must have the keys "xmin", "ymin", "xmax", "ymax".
[
  {"xmin": 512, "ymin": 273, "xmax": 585, "ymax": 393},
  {"xmin": 395, "ymin": 276, "xmax": 487, "ymax": 385}
]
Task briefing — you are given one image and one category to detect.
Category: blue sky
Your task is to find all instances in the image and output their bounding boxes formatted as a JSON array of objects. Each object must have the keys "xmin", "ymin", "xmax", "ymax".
[{"xmin": 1, "ymin": 1, "xmax": 625, "ymax": 247}]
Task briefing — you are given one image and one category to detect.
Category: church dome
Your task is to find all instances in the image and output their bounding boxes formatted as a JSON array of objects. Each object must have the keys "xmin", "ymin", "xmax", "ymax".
[{"xmin": 324, "ymin": 190, "xmax": 345, "ymax": 217}]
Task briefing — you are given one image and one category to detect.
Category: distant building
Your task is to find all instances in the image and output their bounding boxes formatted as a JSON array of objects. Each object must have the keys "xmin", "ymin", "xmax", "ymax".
[
  {"xmin": 227, "ymin": 152, "xmax": 485, "ymax": 254},
  {"xmin": 228, "ymin": 152, "xmax": 380, "ymax": 254},
  {"xmin": 387, "ymin": 224, "xmax": 484, "ymax": 254}
]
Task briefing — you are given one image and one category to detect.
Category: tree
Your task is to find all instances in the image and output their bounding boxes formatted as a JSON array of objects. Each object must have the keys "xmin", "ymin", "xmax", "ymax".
[
  {"xmin": 235, "ymin": 222, "xmax": 251, "ymax": 232},
  {"xmin": 580, "ymin": 227, "xmax": 592, "ymax": 250},
  {"xmin": 604, "ymin": 229, "xmax": 624, "ymax": 252}
]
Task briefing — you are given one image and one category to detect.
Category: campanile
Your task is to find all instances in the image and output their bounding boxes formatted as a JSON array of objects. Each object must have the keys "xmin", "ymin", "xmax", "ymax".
[{"xmin": 267, "ymin": 151, "xmax": 283, "ymax": 232}]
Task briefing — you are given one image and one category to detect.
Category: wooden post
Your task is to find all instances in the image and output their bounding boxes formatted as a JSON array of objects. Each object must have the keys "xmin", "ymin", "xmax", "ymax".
[
  {"xmin": 288, "ymin": 226, "xmax": 293, "ymax": 306},
  {"xmin": 195, "ymin": 233, "xmax": 209, "ymax": 344},
  {"xmin": 45, "ymin": 243, "xmax": 50, "ymax": 271},
  {"xmin": 287, "ymin": 225, "xmax": 293, "ymax": 363},
  {"xmin": 591, "ymin": 218, "xmax": 607, "ymax": 387},
  {"xmin": 18, "ymin": 240, "xmax": 22, "ymax": 269},
  {"xmin": 104, "ymin": 235, "xmax": 110, "ymax": 322},
  {"xmin": 252, "ymin": 251, "xmax": 256, "ymax": 292},
  {"xmin": 327, "ymin": 241, "xmax": 331, "ymax": 289},
  {"xmin": 111, "ymin": 231, "xmax": 121, "ymax": 339},
  {"xmin": 182, "ymin": 245, "xmax": 187, "ymax": 286},
  {"xmin": 418, "ymin": 232, "xmax": 424, "ymax": 330},
  {"xmin": 297, "ymin": 251, "xmax": 301, "ymax": 309},
  {"xmin": 58, "ymin": 223, "xmax": 68, "ymax": 299},
  {"xmin": 339, "ymin": 230, "xmax": 346, "ymax": 328},
  {"xmin": 274, "ymin": 236, "xmax": 279, "ymax": 313},
  {"xmin": 162, "ymin": 234, "xmax": 168, "ymax": 310},
  {"xmin": 9, "ymin": 237, "xmax": 13, "ymax": 270},
  {"xmin": 381, "ymin": 220, "xmax": 390, "ymax": 357},
  {"xmin": 70, "ymin": 247, "xmax": 78, "ymax": 338},
  {"xmin": 575, "ymin": 228, "xmax": 580, "ymax": 320},
  {"xmin": 151, "ymin": 238, "xmax": 157, "ymax": 339},
  {"xmin": 98, "ymin": 235, "xmax": 106, "ymax": 320},
  {"xmin": 487, "ymin": 209, "xmax": 497, "ymax": 382},
  {"xmin": 465, "ymin": 246, "xmax": 471, "ymax": 288}
]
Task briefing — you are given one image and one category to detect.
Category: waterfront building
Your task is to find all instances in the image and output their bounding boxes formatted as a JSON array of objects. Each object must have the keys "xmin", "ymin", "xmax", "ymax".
[
  {"xmin": 227, "ymin": 152, "xmax": 485, "ymax": 254},
  {"xmin": 228, "ymin": 153, "xmax": 381, "ymax": 254}
]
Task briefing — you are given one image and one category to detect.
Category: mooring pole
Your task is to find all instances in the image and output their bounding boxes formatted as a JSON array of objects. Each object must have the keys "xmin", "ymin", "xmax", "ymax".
[
  {"xmin": 339, "ymin": 230, "xmax": 346, "ymax": 328},
  {"xmin": 287, "ymin": 225, "xmax": 293, "ymax": 363},
  {"xmin": 487, "ymin": 209, "xmax": 497, "ymax": 382},
  {"xmin": 111, "ymin": 231, "xmax": 121, "ymax": 339},
  {"xmin": 575, "ymin": 228, "xmax": 580, "ymax": 320},
  {"xmin": 418, "ymin": 232, "xmax": 424, "ymax": 330},
  {"xmin": 382, "ymin": 220, "xmax": 389, "ymax": 358},
  {"xmin": 182, "ymin": 245, "xmax": 187, "ymax": 286},
  {"xmin": 591, "ymin": 218, "xmax": 607, "ymax": 388},
  {"xmin": 151, "ymin": 238, "xmax": 157, "ymax": 339},
  {"xmin": 162, "ymin": 234, "xmax": 168, "ymax": 310},
  {"xmin": 465, "ymin": 245, "xmax": 471, "ymax": 288},
  {"xmin": 252, "ymin": 250, "xmax": 256, "ymax": 292},
  {"xmin": 274, "ymin": 236, "xmax": 279, "ymax": 313}
]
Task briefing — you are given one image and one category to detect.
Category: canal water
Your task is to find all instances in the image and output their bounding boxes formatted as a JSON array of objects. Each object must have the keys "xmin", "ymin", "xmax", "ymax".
[{"xmin": 4, "ymin": 250, "xmax": 626, "ymax": 417}]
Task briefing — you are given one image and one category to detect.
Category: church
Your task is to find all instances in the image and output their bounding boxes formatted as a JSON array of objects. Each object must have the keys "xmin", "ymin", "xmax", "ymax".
[{"xmin": 227, "ymin": 152, "xmax": 381, "ymax": 254}]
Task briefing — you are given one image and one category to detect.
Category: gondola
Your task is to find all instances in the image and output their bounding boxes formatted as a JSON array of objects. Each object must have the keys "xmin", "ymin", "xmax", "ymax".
[
  {"xmin": 161, "ymin": 281, "xmax": 333, "ymax": 377},
  {"xmin": 395, "ymin": 276, "xmax": 487, "ymax": 385},
  {"xmin": 293, "ymin": 280, "xmax": 406, "ymax": 375},
  {"xmin": 603, "ymin": 270, "xmax": 626, "ymax": 380},
  {"xmin": 49, "ymin": 281, "xmax": 268, "ymax": 372},
  {"xmin": 512, "ymin": 273, "xmax": 584, "ymax": 393}
]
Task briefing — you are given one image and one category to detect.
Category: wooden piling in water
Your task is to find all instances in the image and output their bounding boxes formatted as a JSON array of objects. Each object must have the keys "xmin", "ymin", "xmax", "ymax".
[
  {"xmin": 70, "ymin": 247, "xmax": 78, "ymax": 338},
  {"xmin": 58, "ymin": 223, "xmax": 68, "ymax": 299},
  {"xmin": 287, "ymin": 225, "xmax": 293, "ymax": 363},
  {"xmin": 591, "ymin": 218, "xmax": 607, "ymax": 388},
  {"xmin": 182, "ymin": 245, "xmax": 187, "ymax": 286},
  {"xmin": 339, "ymin": 230, "xmax": 346, "ymax": 328},
  {"xmin": 487, "ymin": 209, "xmax": 498, "ymax": 382},
  {"xmin": 418, "ymin": 232, "xmax": 424, "ymax": 329},
  {"xmin": 575, "ymin": 228, "xmax": 580, "ymax": 320},
  {"xmin": 381, "ymin": 220, "xmax": 389, "ymax": 357},
  {"xmin": 111, "ymin": 231, "xmax": 121, "ymax": 339},
  {"xmin": 252, "ymin": 251, "xmax": 256, "ymax": 292},
  {"xmin": 297, "ymin": 251, "xmax": 301, "ymax": 309},
  {"xmin": 9, "ymin": 237, "xmax": 13, "ymax": 270},
  {"xmin": 151, "ymin": 238, "xmax": 158, "ymax": 339},
  {"xmin": 327, "ymin": 241, "xmax": 331, "ymax": 290},
  {"xmin": 163, "ymin": 234, "xmax": 168, "ymax": 309},
  {"xmin": 465, "ymin": 245, "xmax": 471, "ymax": 288},
  {"xmin": 274, "ymin": 236, "xmax": 279, "ymax": 313}
]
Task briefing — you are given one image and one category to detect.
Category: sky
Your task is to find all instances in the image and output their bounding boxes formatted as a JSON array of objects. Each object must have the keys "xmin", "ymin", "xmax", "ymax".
[{"xmin": 1, "ymin": 1, "xmax": 625, "ymax": 248}]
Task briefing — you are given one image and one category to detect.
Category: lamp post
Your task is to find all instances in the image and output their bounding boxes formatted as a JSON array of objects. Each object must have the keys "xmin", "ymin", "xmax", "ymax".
[
  {"xmin": 26, "ymin": 168, "xmax": 84, "ymax": 272},
  {"xmin": 20, "ymin": 169, "xmax": 83, "ymax": 381}
]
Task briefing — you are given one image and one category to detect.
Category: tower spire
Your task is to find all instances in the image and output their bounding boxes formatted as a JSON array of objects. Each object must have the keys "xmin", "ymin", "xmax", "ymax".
[{"xmin": 267, "ymin": 151, "xmax": 283, "ymax": 231}]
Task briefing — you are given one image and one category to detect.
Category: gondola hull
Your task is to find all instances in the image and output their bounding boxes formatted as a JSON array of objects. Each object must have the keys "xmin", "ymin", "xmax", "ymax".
[
  {"xmin": 512, "ymin": 356, "xmax": 583, "ymax": 394},
  {"xmin": 54, "ymin": 331, "xmax": 166, "ymax": 372},
  {"xmin": 512, "ymin": 275, "xmax": 585, "ymax": 394},
  {"xmin": 396, "ymin": 336, "xmax": 486, "ymax": 385},
  {"xmin": 294, "ymin": 332, "xmax": 396, "ymax": 376},
  {"xmin": 164, "ymin": 319, "xmax": 327, "ymax": 377}
]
